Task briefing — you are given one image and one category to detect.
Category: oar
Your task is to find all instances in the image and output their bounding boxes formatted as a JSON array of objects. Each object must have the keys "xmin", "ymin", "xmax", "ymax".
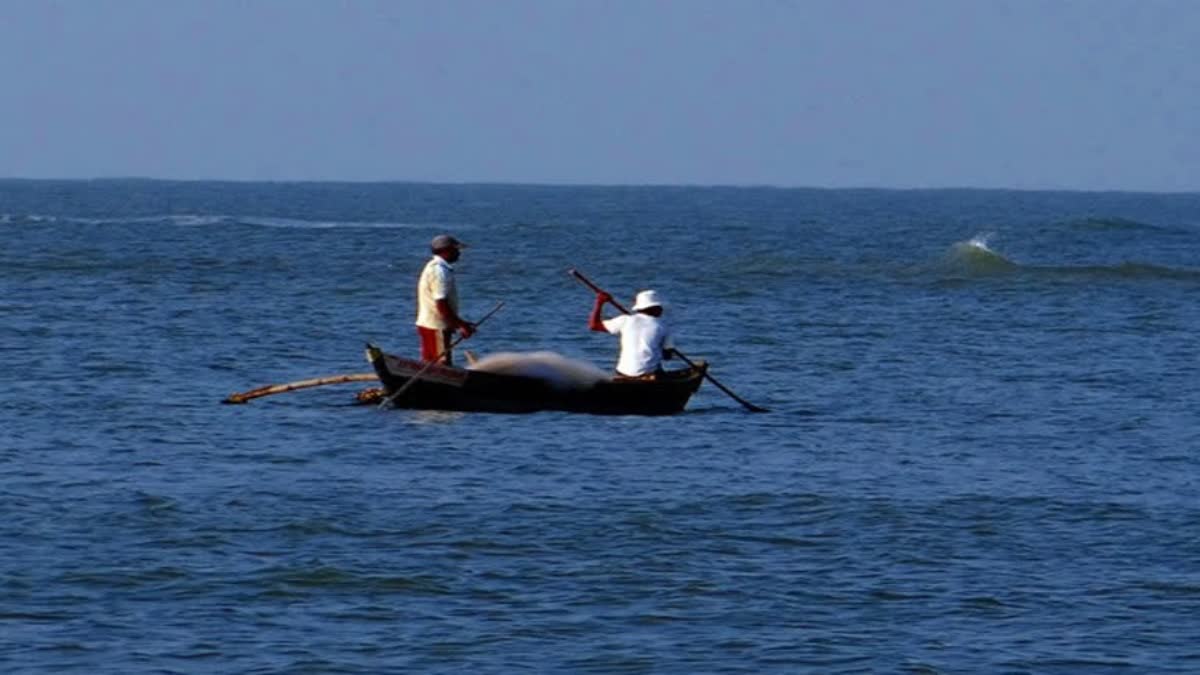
[
  {"xmin": 378, "ymin": 300, "xmax": 505, "ymax": 409},
  {"xmin": 568, "ymin": 268, "xmax": 769, "ymax": 413},
  {"xmin": 223, "ymin": 373, "xmax": 378, "ymax": 404}
]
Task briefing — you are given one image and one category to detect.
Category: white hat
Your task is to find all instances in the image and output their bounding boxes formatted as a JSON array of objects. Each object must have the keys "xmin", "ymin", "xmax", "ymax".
[{"xmin": 632, "ymin": 289, "xmax": 664, "ymax": 311}]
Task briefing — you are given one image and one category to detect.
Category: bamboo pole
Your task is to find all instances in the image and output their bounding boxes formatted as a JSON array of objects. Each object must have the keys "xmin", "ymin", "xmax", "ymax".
[{"xmin": 222, "ymin": 373, "xmax": 379, "ymax": 404}]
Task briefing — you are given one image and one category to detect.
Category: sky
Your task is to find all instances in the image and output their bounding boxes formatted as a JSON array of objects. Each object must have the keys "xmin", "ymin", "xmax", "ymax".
[{"xmin": 1, "ymin": 0, "xmax": 1197, "ymax": 191}]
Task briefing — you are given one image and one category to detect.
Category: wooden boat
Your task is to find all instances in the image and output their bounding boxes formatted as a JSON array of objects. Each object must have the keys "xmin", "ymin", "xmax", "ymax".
[{"xmin": 365, "ymin": 344, "xmax": 705, "ymax": 415}]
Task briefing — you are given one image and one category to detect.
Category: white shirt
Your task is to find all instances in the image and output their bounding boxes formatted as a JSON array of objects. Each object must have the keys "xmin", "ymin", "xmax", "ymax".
[
  {"xmin": 603, "ymin": 313, "xmax": 673, "ymax": 376},
  {"xmin": 415, "ymin": 255, "xmax": 458, "ymax": 330}
]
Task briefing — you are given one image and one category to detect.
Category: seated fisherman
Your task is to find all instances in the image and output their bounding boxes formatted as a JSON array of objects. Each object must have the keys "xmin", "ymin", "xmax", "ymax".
[{"xmin": 588, "ymin": 289, "xmax": 675, "ymax": 378}]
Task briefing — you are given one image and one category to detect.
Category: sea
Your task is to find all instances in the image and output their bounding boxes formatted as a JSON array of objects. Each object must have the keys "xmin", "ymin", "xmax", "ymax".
[{"xmin": 1, "ymin": 179, "xmax": 1198, "ymax": 674}]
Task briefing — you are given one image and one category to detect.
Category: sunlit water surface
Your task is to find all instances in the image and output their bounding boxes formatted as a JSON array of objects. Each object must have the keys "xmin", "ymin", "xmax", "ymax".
[{"xmin": 2, "ymin": 181, "xmax": 1198, "ymax": 673}]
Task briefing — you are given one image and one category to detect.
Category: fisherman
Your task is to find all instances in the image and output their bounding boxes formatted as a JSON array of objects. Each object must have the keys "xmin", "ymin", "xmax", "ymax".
[
  {"xmin": 588, "ymin": 289, "xmax": 675, "ymax": 378},
  {"xmin": 416, "ymin": 234, "xmax": 475, "ymax": 365}
]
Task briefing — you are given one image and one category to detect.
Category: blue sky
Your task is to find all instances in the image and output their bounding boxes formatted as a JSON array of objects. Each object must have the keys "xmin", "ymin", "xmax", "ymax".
[{"xmin": 1, "ymin": 0, "xmax": 1197, "ymax": 190}]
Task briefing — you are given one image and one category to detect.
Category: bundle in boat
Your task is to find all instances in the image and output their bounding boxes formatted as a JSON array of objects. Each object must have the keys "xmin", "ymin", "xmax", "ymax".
[{"xmin": 466, "ymin": 351, "xmax": 610, "ymax": 390}]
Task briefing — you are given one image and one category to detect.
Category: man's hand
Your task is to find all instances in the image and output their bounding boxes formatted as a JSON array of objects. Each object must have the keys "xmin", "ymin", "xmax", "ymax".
[
  {"xmin": 457, "ymin": 321, "xmax": 476, "ymax": 339},
  {"xmin": 588, "ymin": 293, "xmax": 611, "ymax": 332}
]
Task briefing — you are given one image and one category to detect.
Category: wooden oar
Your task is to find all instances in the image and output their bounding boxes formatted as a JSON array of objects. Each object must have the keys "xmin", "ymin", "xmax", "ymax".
[
  {"xmin": 569, "ymin": 268, "xmax": 769, "ymax": 413},
  {"xmin": 378, "ymin": 300, "xmax": 505, "ymax": 409},
  {"xmin": 223, "ymin": 373, "xmax": 378, "ymax": 404}
]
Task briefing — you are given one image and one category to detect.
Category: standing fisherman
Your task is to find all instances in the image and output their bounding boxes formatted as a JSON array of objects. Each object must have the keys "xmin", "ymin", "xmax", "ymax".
[{"xmin": 416, "ymin": 234, "xmax": 475, "ymax": 365}]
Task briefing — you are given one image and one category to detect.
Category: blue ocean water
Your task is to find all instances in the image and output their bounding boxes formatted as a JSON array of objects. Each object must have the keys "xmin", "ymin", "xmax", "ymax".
[{"xmin": 1, "ymin": 180, "xmax": 1198, "ymax": 673}]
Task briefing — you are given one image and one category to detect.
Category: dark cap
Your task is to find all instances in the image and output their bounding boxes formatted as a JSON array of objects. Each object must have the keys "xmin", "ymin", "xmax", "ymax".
[{"xmin": 431, "ymin": 234, "xmax": 467, "ymax": 251}]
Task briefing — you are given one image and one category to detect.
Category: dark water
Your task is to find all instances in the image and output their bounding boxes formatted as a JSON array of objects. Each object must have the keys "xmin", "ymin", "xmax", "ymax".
[{"xmin": 2, "ymin": 180, "xmax": 1199, "ymax": 673}]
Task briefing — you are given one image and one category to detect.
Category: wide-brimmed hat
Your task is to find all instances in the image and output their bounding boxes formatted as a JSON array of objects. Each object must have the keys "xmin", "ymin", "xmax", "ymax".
[
  {"xmin": 632, "ymin": 289, "xmax": 664, "ymax": 311},
  {"xmin": 431, "ymin": 234, "xmax": 467, "ymax": 251}
]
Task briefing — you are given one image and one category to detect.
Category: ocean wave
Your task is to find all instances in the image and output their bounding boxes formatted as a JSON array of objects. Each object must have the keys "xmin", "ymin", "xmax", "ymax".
[
  {"xmin": 235, "ymin": 216, "xmax": 437, "ymax": 230},
  {"xmin": 929, "ymin": 236, "xmax": 1200, "ymax": 283},
  {"xmin": 0, "ymin": 214, "xmax": 59, "ymax": 225},
  {"xmin": 1063, "ymin": 216, "xmax": 1160, "ymax": 231},
  {"xmin": 938, "ymin": 234, "xmax": 1019, "ymax": 276},
  {"xmin": 0, "ymin": 213, "xmax": 233, "ymax": 227},
  {"xmin": 0, "ymin": 213, "xmax": 454, "ymax": 229},
  {"xmin": 1036, "ymin": 261, "xmax": 1200, "ymax": 283},
  {"xmin": 256, "ymin": 564, "xmax": 452, "ymax": 594}
]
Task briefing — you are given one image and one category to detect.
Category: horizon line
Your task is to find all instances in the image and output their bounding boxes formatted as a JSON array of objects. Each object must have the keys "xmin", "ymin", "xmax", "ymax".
[{"xmin": 1, "ymin": 175, "xmax": 1198, "ymax": 197}]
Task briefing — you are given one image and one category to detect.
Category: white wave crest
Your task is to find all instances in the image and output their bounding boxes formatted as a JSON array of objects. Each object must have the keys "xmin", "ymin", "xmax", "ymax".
[
  {"xmin": 965, "ymin": 232, "xmax": 995, "ymax": 252},
  {"xmin": 164, "ymin": 215, "xmax": 230, "ymax": 227},
  {"xmin": 943, "ymin": 232, "xmax": 1017, "ymax": 273},
  {"xmin": 1, "ymin": 213, "xmax": 451, "ymax": 230},
  {"xmin": 237, "ymin": 216, "xmax": 443, "ymax": 230}
]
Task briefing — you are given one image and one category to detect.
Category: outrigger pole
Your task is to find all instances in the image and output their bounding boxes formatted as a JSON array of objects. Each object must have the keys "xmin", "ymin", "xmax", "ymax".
[
  {"xmin": 222, "ymin": 373, "xmax": 379, "ymax": 404},
  {"xmin": 223, "ymin": 302, "xmax": 504, "ymax": 407}
]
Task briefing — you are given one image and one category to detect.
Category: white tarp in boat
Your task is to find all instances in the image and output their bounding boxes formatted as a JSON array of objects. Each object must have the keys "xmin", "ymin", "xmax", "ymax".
[{"xmin": 467, "ymin": 351, "xmax": 610, "ymax": 390}]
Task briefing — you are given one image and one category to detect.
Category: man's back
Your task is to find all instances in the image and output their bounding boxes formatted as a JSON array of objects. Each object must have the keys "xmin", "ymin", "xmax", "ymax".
[{"xmin": 603, "ymin": 313, "xmax": 672, "ymax": 377}]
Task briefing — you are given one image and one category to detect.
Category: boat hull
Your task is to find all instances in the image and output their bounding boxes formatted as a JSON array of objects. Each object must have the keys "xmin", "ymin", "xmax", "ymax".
[{"xmin": 366, "ymin": 346, "xmax": 704, "ymax": 415}]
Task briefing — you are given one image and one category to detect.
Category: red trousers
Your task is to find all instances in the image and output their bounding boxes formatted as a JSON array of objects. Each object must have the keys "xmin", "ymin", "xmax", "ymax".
[{"xmin": 417, "ymin": 326, "xmax": 453, "ymax": 365}]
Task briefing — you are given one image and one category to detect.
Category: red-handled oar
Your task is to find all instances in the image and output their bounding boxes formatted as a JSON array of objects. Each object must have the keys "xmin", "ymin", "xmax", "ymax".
[{"xmin": 569, "ymin": 268, "xmax": 769, "ymax": 413}]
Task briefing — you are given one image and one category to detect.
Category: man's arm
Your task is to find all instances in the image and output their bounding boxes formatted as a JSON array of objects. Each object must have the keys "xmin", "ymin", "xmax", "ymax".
[
  {"xmin": 588, "ymin": 292, "xmax": 612, "ymax": 332},
  {"xmin": 436, "ymin": 298, "xmax": 475, "ymax": 338},
  {"xmin": 429, "ymin": 265, "xmax": 475, "ymax": 338}
]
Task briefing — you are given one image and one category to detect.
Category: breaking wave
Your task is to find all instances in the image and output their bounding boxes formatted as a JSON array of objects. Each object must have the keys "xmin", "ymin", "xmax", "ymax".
[
  {"xmin": 939, "ymin": 233, "xmax": 1018, "ymax": 276},
  {"xmin": 930, "ymin": 234, "xmax": 1200, "ymax": 283}
]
